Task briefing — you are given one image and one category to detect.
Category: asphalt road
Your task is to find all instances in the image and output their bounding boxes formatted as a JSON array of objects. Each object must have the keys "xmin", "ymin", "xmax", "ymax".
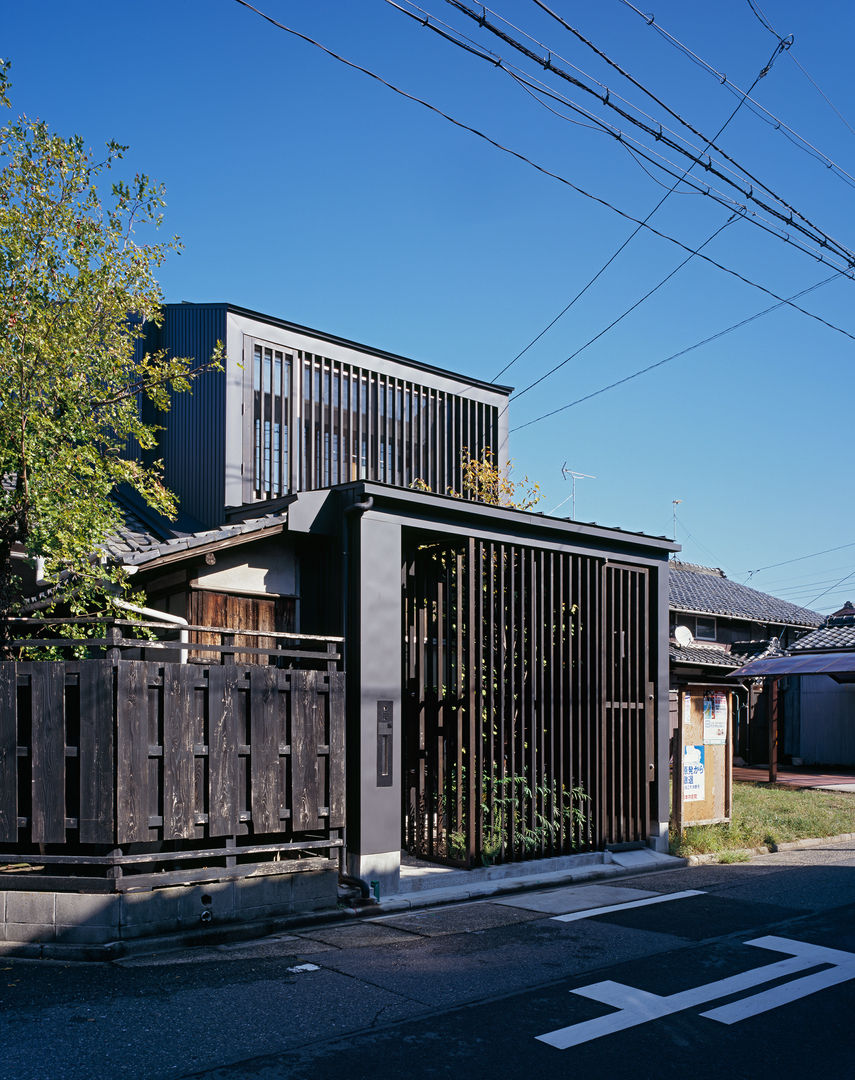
[{"xmin": 3, "ymin": 840, "xmax": 855, "ymax": 1080}]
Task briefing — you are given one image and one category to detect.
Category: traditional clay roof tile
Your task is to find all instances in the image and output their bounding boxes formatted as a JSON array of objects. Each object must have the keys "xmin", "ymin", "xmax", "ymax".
[{"xmin": 669, "ymin": 561, "xmax": 822, "ymax": 628}]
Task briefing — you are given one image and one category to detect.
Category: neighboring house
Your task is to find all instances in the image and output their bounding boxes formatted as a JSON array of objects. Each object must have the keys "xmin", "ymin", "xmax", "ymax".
[
  {"xmin": 776, "ymin": 608, "xmax": 855, "ymax": 765},
  {"xmin": 116, "ymin": 303, "xmax": 682, "ymax": 891},
  {"xmin": 668, "ymin": 561, "xmax": 822, "ymax": 763}
]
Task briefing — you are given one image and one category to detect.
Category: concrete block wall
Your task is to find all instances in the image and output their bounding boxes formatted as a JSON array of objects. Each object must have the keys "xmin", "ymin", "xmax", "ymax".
[{"xmin": 0, "ymin": 866, "xmax": 338, "ymax": 959}]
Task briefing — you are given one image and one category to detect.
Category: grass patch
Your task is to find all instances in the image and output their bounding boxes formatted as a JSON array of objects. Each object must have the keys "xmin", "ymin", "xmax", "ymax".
[{"xmin": 671, "ymin": 782, "xmax": 855, "ymax": 858}]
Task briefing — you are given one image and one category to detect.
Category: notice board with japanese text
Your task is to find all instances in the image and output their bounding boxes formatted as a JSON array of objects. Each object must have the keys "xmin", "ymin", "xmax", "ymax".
[{"xmin": 674, "ymin": 686, "xmax": 732, "ymax": 828}]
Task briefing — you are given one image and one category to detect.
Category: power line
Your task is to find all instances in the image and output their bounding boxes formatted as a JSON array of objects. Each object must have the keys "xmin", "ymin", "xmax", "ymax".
[
  {"xmin": 439, "ymin": 0, "xmax": 855, "ymax": 264},
  {"xmin": 742, "ymin": 539, "xmax": 855, "ymax": 580},
  {"xmin": 510, "ymin": 272, "xmax": 841, "ymax": 432},
  {"xmin": 395, "ymin": 0, "xmax": 799, "ymax": 240},
  {"xmin": 617, "ymin": 0, "xmax": 855, "ymax": 188},
  {"xmin": 507, "ymin": 215, "xmax": 736, "ymax": 406},
  {"xmin": 500, "ymin": 10, "xmax": 780, "ymax": 399},
  {"xmin": 742, "ymin": 0, "xmax": 855, "ymax": 138},
  {"xmin": 230, "ymin": 0, "xmax": 855, "ymax": 347},
  {"xmin": 390, "ymin": 0, "xmax": 855, "ymax": 400},
  {"xmin": 527, "ymin": 0, "xmax": 855, "ymax": 208},
  {"xmin": 807, "ymin": 567, "xmax": 855, "ymax": 607}
]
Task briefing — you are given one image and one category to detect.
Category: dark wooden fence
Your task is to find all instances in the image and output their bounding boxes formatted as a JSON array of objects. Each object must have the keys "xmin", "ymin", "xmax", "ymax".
[
  {"xmin": 0, "ymin": 622, "xmax": 345, "ymax": 888},
  {"xmin": 403, "ymin": 537, "xmax": 653, "ymax": 868}
]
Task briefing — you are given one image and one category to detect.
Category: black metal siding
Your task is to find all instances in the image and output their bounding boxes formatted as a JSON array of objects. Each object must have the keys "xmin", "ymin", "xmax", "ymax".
[{"xmin": 158, "ymin": 305, "xmax": 228, "ymax": 529}]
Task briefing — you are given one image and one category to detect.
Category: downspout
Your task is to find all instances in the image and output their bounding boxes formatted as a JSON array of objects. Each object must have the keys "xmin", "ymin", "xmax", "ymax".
[
  {"xmin": 340, "ymin": 496, "xmax": 374, "ymax": 671},
  {"xmin": 340, "ymin": 495, "xmax": 374, "ymax": 895}
]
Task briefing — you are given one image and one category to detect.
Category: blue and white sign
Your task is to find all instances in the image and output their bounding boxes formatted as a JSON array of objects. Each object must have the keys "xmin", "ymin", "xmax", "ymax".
[{"xmin": 683, "ymin": 744, "xmax": 705, "ymax": 802}]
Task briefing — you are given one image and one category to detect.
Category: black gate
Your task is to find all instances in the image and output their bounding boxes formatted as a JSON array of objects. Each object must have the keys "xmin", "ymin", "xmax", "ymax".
[{"xmin": 402, "ymin": 537, "xmax": 653, "ymax": 867}]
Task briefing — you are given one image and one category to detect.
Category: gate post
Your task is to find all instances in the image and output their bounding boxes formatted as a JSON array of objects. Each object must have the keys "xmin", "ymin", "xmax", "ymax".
[{"xmin": 346, "ymin": 511, "xmax": 403, "ymax": 898}]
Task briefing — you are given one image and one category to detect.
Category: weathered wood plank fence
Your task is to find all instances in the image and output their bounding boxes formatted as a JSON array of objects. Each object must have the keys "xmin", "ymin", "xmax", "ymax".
[{"xmin": 0, "ymin": 622, "xmax": 345, "ymax": 888}]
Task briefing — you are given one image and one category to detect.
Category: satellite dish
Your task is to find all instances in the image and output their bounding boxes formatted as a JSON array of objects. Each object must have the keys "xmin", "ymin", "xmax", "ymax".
[{"xmin": 674, "ymin": 625, "xmax": 694, "ymax": 648}]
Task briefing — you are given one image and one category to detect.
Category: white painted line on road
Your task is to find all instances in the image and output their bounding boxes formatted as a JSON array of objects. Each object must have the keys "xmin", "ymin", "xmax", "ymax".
[
  {"xmin": 550, "ymin": 889, "xmax": 705, "ymax": 923},
  {"xmin": 701, "ymin": 936, "xmax": 855, "ymax": 1024},
  {"xmin": 537, "ymin": 936, "xmax": 855, "ymax": 1049},
  {"xmin": 287, "ymin": 963, "xmax": 321, "ymax": 974}
]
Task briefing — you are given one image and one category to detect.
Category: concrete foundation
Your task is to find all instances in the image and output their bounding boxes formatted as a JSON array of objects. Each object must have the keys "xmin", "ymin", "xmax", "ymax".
[{"xmin": 0, "ymin": 865, "xmax": 338, "ymax": 960}]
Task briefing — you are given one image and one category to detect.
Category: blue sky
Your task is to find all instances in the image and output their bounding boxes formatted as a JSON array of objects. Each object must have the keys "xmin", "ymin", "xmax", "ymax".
[{"xmin": 5, "ymin": 0, "xmax": 855, "ymax": 613}]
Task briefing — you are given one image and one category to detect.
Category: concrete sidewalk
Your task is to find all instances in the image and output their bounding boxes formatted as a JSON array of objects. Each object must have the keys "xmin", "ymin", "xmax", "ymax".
[{"xmin": 369, "ymin": 847, "xmax": 686, "ymax": 913}]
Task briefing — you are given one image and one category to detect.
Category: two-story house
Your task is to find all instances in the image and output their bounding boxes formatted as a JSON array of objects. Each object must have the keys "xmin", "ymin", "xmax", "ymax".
[{"xmin": 115, "ymin": 302, "xmax": 678, "ymax": 894}]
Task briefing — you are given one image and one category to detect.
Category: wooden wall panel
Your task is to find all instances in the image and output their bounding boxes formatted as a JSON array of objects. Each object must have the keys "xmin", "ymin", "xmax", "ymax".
[
  {"xmin": 78, "ymin": 661, "xmax": 115, "ymax": 844},
  {"xmin": 0, "ymin": 663, "xmax": 17, "ymax": 842},
  {"xmin": 30, "ymin": 663, "xmax": 65, "ymax": 844}
]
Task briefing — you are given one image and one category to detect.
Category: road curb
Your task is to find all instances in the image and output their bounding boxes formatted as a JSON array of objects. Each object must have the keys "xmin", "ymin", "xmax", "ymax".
[{"xmin": 683, "ymin": 831, "xmax": 855, "ymax": 865}]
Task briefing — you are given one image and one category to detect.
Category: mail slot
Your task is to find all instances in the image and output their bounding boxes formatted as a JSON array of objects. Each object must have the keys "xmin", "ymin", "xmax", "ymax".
[{"xmin": 377, "ymin": 700, "xmax": 393, "ymax": 787}]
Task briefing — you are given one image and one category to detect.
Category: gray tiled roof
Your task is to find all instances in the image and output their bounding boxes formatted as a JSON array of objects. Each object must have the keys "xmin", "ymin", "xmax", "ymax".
[
  {"xmin": 102, "ymin": 502, "xmax": 175, "ymax": 561},
  {"xmin": 669, "ymin": 562, "xmax": 822, "ymax": 628},
  {"xmin": 104, "ymin": 495, "xmax": 288, "ymax": 567},
  {"xmin": 117, "ymin": 513, "xmax": 289, "ymax": 567},
  {"xmin": 791, "ymin": 617, "xmax": 855, "ymax": 652},
  {"xmin": 730, "ymin": 639, "xmax": 783, "ymax": 665},
  {"xmin": 669, "ymin": 643, "xmax": 740, "ymax": 668}
]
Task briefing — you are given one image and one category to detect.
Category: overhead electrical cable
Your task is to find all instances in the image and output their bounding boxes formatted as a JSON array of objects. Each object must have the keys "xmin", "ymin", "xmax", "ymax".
[
  {"xmin": 391, "ymin": 0, "xmax": 855, "ymax": 391},
  {"xmin": 438, "ymin": 0, "xmax": 855, "ymax": 265},
  {"xmin": 500, "ymin": 17, "xmax": 783, "ymax": 395},
  {"xmin": 231, "ymin": 0, "xmax": 855, "ymax": 344},
  {"xmin": 391, "ymin": 2, "xmax": 842, "ymax": 277},
  {"xmin": 510, "ymin": 272, "xmax": 843, "ymax": 432},
  {"xmin": 524, "ymin": 0, "xmax": 855, "ymax": 202},
  {"xmin": 742, "ymin": 0, "xmax": 855, "ymax": 138},
  {"xmin": 806, "ymin": 568, "xmax": 855, "ymax": 608},
  {"xmin": 506, "ymin": 215, "xmax": 737, "ymax": 407},
  {"xmin": 616, "ymin": 0, "xmax": 855, "ymax": 187},
  {"xmin": 399, "ymin": 0, "xmax": 764, "ymax": 188},
  {"xmin": 742, "ymin": 540, "xmax": 855, "ymax": 580}
]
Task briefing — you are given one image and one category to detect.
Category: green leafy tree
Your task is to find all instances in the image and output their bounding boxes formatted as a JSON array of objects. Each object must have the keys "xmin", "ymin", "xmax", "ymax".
[
  {"xmin": 0, "ymin": 61, "xmax": 215, "ymax": 626},
  {"xmin": 412, "ymin": 447, "xmax": 544, "ymax": 510}
]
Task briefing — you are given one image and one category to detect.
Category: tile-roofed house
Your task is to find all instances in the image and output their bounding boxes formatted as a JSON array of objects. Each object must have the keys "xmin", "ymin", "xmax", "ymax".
[
  {"xmin": 670, "ymin": 562, "xmax": 822, "ymax": 628},
  {"xmin": 790, "ymin": 613, "xmax": 855, "ymax": 652},
  {"xmin": 669, "ymin": 562, "xmax": 822, "ymax": 765}
]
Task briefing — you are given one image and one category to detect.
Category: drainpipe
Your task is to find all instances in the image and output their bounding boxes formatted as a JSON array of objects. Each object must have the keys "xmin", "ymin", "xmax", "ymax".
[
  {"xmin": 112, "ymin": 597, "xmax": 189, "ymax": 664},
  {"xmin": 340, "ymin": 496, "xmax": 374, "ymax": 671}
]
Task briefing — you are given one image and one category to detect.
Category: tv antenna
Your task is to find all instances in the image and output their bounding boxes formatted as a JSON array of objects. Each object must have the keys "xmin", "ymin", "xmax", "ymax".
[
  {"xmin": 672, "ymin": 498, "xmax": 682, "ymax": 541},
  {"xmin": 561, "ymin": 462, "xmax": 596, "ymax": 520}
]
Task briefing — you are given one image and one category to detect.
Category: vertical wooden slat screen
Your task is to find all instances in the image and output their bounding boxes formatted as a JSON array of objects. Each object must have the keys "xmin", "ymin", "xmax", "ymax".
[{"xmin": 403, "ymin": 538, "xmax": 653, "ymax": 866}]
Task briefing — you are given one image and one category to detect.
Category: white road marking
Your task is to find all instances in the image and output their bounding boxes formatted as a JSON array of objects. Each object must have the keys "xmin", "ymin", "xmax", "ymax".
[
  {"xmin": 550, "ymin": 889, "xmax": 705, "ymax": 923},
  {"xmin": 701, "ymin": 936, "xmax": 855, "ymax": 1024},
  {"xmin": 287, "ymin": 963, "xmax": 321, "ymax": 973},
  {"xmin": 537, "ymin": 936, "xmax": 855, "ymax": 1049}
]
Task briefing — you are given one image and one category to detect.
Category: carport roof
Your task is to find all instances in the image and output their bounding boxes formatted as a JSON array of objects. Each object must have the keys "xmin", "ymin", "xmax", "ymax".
[{"xmin": 729, "ymin": 652, "xmax": 855, "ymax": 677}]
